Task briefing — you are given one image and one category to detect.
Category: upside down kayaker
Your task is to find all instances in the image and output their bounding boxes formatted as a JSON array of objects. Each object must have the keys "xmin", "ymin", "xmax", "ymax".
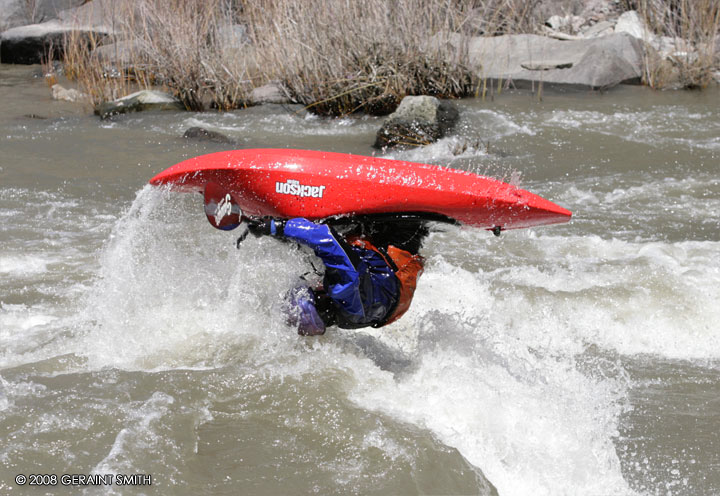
[{"xmin": 247, "ymin": 217, "xmax": 427, "ymax": 335}]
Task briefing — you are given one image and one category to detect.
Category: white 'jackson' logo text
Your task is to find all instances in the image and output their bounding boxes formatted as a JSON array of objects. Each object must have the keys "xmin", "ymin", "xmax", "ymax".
[{"xmin": 276, "ymin": 179, "xmax": 326, "ymax": 198}]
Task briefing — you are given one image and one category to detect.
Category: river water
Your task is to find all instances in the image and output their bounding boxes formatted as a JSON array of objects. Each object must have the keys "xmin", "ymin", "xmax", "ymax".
[{"xmin": 1, "ymin": 64, "xmax": 719, "ymax": 495}]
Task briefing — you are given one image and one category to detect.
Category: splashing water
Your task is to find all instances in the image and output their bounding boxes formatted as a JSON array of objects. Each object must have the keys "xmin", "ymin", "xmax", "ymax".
[{"xmin": 62, "ymin": 187, "xmax": 638, "ymax": 495}]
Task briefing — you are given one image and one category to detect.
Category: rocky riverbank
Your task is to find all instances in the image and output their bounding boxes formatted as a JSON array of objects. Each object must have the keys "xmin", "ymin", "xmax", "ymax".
[{"xmin": 1, "ymin": 0, "xmax": 718, "ymax": 136}]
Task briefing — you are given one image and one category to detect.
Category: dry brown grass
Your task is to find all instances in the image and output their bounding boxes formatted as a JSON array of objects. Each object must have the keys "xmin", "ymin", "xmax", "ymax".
[
  {"xmin": 63, "ymin": 0, "xmax": 244, "ymax": 110},
  {"xmin": 62, "ymin": 0, "xmax": 482, "ymax": 114},
  {"xmin": 63, "ymin": 29, "xmax": 139, "ymax": 107},
  {"xmin": 246, "ymin": 0, "xmax": 479, "ymax": 116},
  {"xmin": 59, "ymin": 0, "xmax": 720, "ymax": 113},
  {"xmin": 467, "ymin": 0, "xmax": 544, "ymax": 36},
  {"xmin": 126, "ymin": 0, "xmax": 258, "ymax": 110},
  {"xmin": 626, "ymin": 0, "xmax": 720, "ymax": 88}
]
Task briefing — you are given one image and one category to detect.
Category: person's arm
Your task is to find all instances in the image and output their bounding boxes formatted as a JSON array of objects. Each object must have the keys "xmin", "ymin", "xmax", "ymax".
[{"xmin": 258, "ymin": 218, "xmax": 365, "ymax": 317}]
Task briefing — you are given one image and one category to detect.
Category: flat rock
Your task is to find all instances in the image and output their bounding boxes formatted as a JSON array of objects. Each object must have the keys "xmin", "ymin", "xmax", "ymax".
[
  {"xmin": 579, "ymin": 0, "xmax": 618, "ymax": 20},
  {"xmin": 374, "ymin": 95, "xmax": 459, "ymax": 149},
  {"xmin": 458, "ymin": 32, "xmax": 644, "ymax": 89},
  {"xmin": 95, "ymin": 90, "xmax": 183, "ymax": 119}
]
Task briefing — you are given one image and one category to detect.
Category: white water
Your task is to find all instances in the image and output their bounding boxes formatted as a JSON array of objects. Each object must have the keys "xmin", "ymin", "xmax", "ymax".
[
  {"xmin": 75, "ymin": 179, "xmax": 720, "ymax": 494},
  {"xmin": 12, "ymin": 182, "xmax": 717, "ymax": 495},
  {"xmin": 2, "ymin": 78, "xmax": 720, "ymax": 494}
]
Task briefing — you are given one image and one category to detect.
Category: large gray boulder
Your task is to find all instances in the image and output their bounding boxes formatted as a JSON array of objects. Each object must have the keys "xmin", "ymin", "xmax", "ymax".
[
  {"xmin": 0, "ymin": 0, "xmax": 26, "ymax": 32},
  {"xmin": 374, "ymin": 95, "xmax": 459, "ymax": 149},
  {"xmin": 0, "ymin": 0, "xmax": 113, "ymax": 64},
  {"xmin": 2, "ymin": 20, "xmax": 77, "ymax": 63},
  {"xmin": 459, "ymin": 32, "xmax": 644, "ymax": 89},
  {"xmin": 0, "ymin": 0, "xmax": 85, "ymax": 31}
]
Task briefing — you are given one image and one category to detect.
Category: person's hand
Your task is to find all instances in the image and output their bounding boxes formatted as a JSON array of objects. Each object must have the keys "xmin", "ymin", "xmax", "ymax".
[{"xmin": 246, "ymin": 218, "xmax": 285, "ymax": 237}]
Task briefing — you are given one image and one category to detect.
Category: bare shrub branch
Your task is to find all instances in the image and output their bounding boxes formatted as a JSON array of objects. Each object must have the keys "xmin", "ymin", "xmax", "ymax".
[
  {"xmin": 61, "ymin": 0, "xmax": 720, "ymax": 112},
  {"xmin": 632, "ymin": 0, "xmax": 720, "ymax": 88}
]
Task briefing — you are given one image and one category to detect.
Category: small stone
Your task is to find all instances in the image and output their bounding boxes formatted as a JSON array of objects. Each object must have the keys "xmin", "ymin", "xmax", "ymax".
[
  {"xmin": 250, "ymin": 81, "xmax": 291, "ymax": 105},
  {"xmin": 51, "ymin": 83, "xmax": 85, "ymax": 103},
  {"xmin": 545, "ymin": 15, "xmax": 565, "ymax": 31},
  {"xmin": 615, "ymin": 10, "xmax": 651, "ymax": 42},
  {"xmin": 182, "ymin": 127, "xmax": 234, "ymax": 144}
]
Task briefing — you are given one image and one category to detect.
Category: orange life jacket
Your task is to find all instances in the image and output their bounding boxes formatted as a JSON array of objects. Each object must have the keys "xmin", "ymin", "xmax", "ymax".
[{"xmin": 349, "ymin": 238, "xmax": 424, "ymax": 326}]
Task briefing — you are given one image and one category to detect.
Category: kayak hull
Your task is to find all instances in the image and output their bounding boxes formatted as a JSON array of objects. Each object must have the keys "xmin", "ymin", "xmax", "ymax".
[{"xmin": 149, "ymin": 148, "xmax": 572, "ymax": 230}]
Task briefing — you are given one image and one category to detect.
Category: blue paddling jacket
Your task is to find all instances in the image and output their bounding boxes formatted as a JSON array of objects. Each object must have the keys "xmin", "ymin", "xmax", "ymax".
[{"xmin": 279, "ymin": 218, "xmax": 401, "ymax": 328}]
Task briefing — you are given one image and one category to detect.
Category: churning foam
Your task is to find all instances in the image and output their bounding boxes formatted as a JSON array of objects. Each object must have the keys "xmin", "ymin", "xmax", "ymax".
[
  {"xmin": 350, "ymin": 223, "xmax": 718, "ymax": 494},
  {"xmin": 0, "ymin": 255, "xmax": 51, "ymax": 276},
  {"xmin": 543, "ymin": 107, "xmax": 720, "ymax": 150},
  {"xmin": 347, "ymin": 256, "xmax": 632, "ymax": 496},
  {"xmin": 180, "ymin": 109, "xmax": 378, "ymax": 140},
  {"xmin": 76, "ymin": 186, "xmax": 311, "ymax": 371}
]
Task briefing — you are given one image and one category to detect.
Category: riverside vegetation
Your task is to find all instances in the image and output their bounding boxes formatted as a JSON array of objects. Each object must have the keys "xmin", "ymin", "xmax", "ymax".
[{"xmin": 27, "ymin": 0, "xmax": 720, "ymax": 115}]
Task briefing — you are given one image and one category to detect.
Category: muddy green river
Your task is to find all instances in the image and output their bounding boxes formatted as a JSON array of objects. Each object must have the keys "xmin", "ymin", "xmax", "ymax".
[{"xmin": 1, "ymin": 63, "xmax": 719, "ymax": 495}]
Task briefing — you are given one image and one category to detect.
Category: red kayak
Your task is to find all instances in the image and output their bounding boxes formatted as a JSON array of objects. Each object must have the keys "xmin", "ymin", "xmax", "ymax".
[{"xmin": 149, "ymin": 148, "xmax": 571, "ymax": 231}]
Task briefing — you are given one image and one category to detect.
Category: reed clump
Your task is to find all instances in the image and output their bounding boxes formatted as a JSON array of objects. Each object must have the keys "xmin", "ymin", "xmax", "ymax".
[
  {"xmin": 246, "ymin": 0, "xmax": 481, "ymax": 116},
  {"xmin": 627, "ymin": 0, "xmax": 720, "ymax": 88},
  {"xmin": 63, "ymin": 0, "xmax": 250, "ymax": 110},
  {"xmin": 63, "ymin": 0, "xmax": 483, "ymax": 115},
  {"xmin": 60, "ymin": 0, "xmax": 720, "ymax": 114}
]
